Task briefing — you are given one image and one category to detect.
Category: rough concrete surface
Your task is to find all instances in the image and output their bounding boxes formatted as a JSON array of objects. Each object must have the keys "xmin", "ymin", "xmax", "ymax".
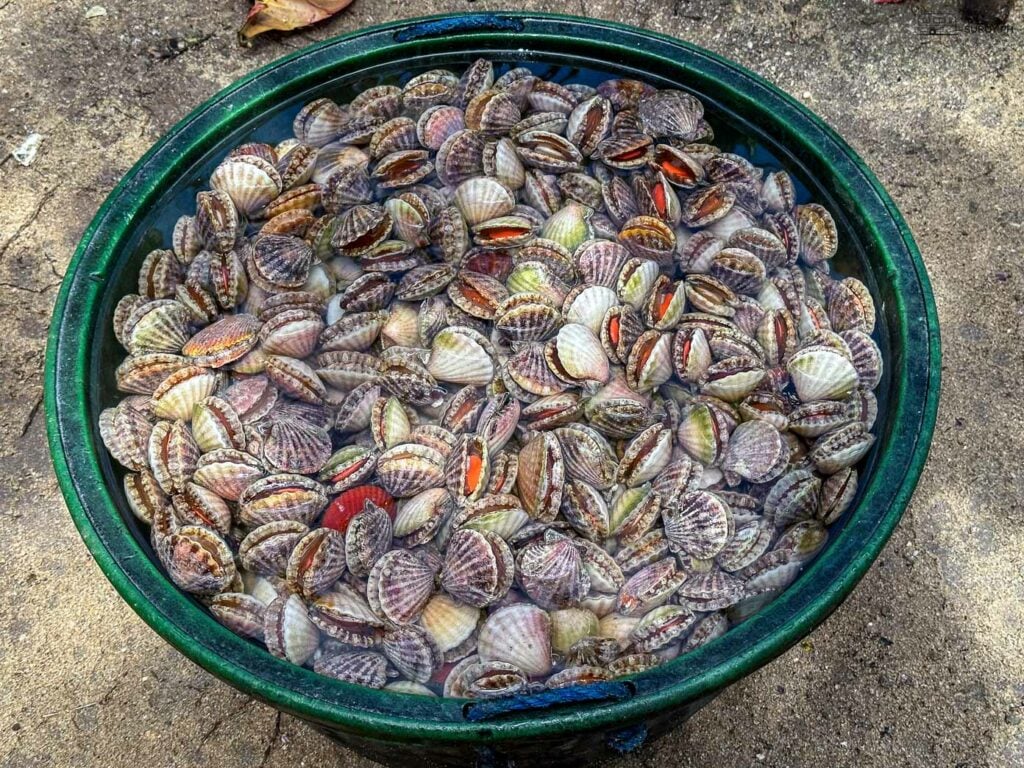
[{"xmin": 0, "ymin": 0, "xmax": 1021, "ymax": 766}]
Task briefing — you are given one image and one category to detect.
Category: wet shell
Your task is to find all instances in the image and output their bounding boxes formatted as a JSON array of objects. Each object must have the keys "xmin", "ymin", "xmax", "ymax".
[
  {"xmin": 454, "ymin": 177, "xmax": 516, "ymax": 226},
  {"xmin": 676, "ymin": 569, "xmax": 747, "ymax": 612},
  {"xmin": 721, "ymin": 420, "xmax": 789, "ymax": 484},
  {"xmin": 99, "ymin": 403, "xmax": 154, "ymax": 472},
  {"xmin": 195, "ymin": 190, "xmax": 239, "ymax": 254},
  {"xmin": 809, "ymin": 422, "xmax": 875, "ymax": 474},
  {"xmin": 517, "ymin": 531, "xmax": 590, "ymax": 609},
  {"xmin": 477, "ymin": 604, "xmax": 552, "ymax": 677},
  {"xmin": 367, "ymin": 549, "xmax": 437, "ymax": 625},
  {"xmin": 419, "ymin": 592, "xmax": 481, "ymax": 655},
  {"xmin": 237, "ymin": 473, "xmax": 327, "ymax": 528},
  {"xmin": 249, "ymin": 235, "xmax": 314, "ymax": 291},
  {"xmin": 417, "ymin": 104, "xmax": 466, "ymax": 150},
  {"xmin": 264, "ymin": 355, "xmax": 326, "ymax": 404},
  {"xmin": 796, "ymin": 203, "xmax": 838, "ymax": 265},
  {"xmin": 308, "ymin": 584, "xmax": 385, "ymax": 647},
  {"xmin": 441, "ymin": 528, "xmax": 514, "ymax": 607},
  {"xmin": 343, "ymin": 500, "xmax": 394, "ymax": 576},
  {"xmin": 662, "ymin": 491, "xmax": 733, "ymax": 560},
  {"xmin": 209, "ymin": 592, "xmax": 266, "ymax": 640},
  {"xmin": 264, "ymin": 593, "xmax": 320, "ymax": 665},
  {"xmin": 125, "ymin": 299, "xmax": 192, "ymax": 355},
  {"xmin": 332, "ymin": 204, "xmax": 394, "ymax": 258},
  {"xmin": 314, "ymin": 650, "xmax": 389, "ymax": 688},
  {"xmin": 452, "ymin": 494, "xmax": 530, "ymax": 541},
  {"xmin": 239, "ymin": 520, "xmax": 309, "ymax": 577},
  {"xmin": 376, "ymin": 443, "xmax": 446, "ymax": 497},
  {"xmin": 495, "ymin": 293, "xmax": 561, "ymax": 342},
  {"xmin": 192, "ymin": 448, "xmax": 265, "ymax": 501},
  {"xmin": 382, "ymin": 624, "xmax": 443, "ymax": 683},
  {"xmin": 163, "ymin": 525, "xmax": 236, "ymax": 596},
  {"xmin": 445, "ymin": 433, "xmax": 491, "ymax": 502},
  {"xmin": 151, "ymin": 366, "xmax": 221, "ymax": 421},
  {"xmin": 616, "ymin": 424, "xmax": 673, "ymax": 488},
  {"xmin": 787, "ymin": 346, "xmax": 859, "ymax": 402},
  {"xmin": 545, "ymin": 323, "xmax": 610, "ymax": 387},
  {"xmin": 616, "ymin": 558, "xmax": 686, "ymax": 617},
  {"xmin": 182, "ymin": 314, "xmax": 261, "ymax": 368},
  {"xmin": 630, "ymin": 605, "xmax": 697, "ymax": 652},
  {"xmin": 210, "ymin": 155, "xmax": 282, "ymax": 216},
  {"xmin": 148, "ymin": 419, "xmax": 199, "ymax": 494},
  {"xmin": 625, "ymin": 330, "xmax": 673, "ymax": 393},
  {"xmin": 516, "ymin": 432, "xmax": 565, "ymax": 522},
  {"xmin": 427, "ymin": 326, "xmax": 495, "ymax": 386},
  {"xmin": 320, "ymin": 311, "xmax": 387, "ymax": 353},
  {"xmin": 286, "ymin": 528, "xmax": 346, "ymax": 598},
  {"xmin": 191, "ymin": 396, "xmax": 245, "ymax": 452},
  {"xmin": 638, "ymin": 89, "xmax": 704, "ymax": 140}
]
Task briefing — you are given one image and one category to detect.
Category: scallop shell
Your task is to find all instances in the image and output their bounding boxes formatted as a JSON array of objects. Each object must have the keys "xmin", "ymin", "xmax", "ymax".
[
  {"xmin": 477, "ymin": 604, "xmax": 552, "ymax": 677},
  {"xmin": 427, "ymin": 326, "xmax": 495, "ymax": 386},
  {"xmin": 662, "ymin": 491, "xmax": 733, "ymax": 560},
  {"xmin": 454, "ymin": 177, "xmax": 515, "ymax": 226},
  {"xmin": 314, "ymin": 651, "xmax": 389, "ymax": 688},
  {"xmin": 787, "ymin": 346, "xmax": 859, "ymax": 402},
  {"xmin": 367, "ymin": 549, "xmax": 437, "ymax": 625},
  {"xmin": 151, "ymin": 366, "xmax": 221, "ymax": 421},
  {"xmin": 382, "ymin": 624, "xmax": 443, "ymax": 684},
  {"xmin": 419, "ymin": 593, "xmax": 481, "ymax": 654},
  {"xmin": 264, "ymin": 593, "xmax": 320, "ymax": 665},
  {"xmin": 210, "ymin": 155, "xmax": 282, "ymax": 216},
  {"xmin": 440, "ymin": 528, "xmax": 514, "ymax": 608}
]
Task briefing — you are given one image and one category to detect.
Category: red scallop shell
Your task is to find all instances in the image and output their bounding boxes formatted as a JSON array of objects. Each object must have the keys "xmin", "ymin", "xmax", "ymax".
[{"xmin": 322, "ymin": 485, "xmax": 396, "ymax": 533}]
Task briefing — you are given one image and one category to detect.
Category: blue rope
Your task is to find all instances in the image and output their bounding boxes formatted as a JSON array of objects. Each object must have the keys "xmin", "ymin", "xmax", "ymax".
[
  {"xmin": 394, "ymin": 16, "xmax": 525, "ymax": 43},
  {"xmin": 606, "ymin": 723, "xmax": 648, "ymax": 754},
  {"xmin": 464, "ymin": 682, "xmax": 633, "ymax": 722}
]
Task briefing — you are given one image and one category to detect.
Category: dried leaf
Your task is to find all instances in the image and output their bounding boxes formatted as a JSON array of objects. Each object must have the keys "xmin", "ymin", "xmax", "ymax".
[{"xmin": 239, "ymin": 0, "xmax": 354, "ymax": 44}]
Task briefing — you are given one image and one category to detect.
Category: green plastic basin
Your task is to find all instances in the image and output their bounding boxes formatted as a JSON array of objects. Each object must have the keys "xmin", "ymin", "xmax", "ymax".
[{"xmin": 45, "ymin": 12, "xmax": 940, "ymax": 767}]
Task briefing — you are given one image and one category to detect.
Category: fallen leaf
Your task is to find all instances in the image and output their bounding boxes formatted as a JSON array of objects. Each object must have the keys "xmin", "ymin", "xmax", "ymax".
[
  {"xmin": 85, "ymin": 5, "xmax": 107, "ymax": 18},
  {"xmin": 238, "ymin": 0, "xmax": 354, "ymax": 44}
]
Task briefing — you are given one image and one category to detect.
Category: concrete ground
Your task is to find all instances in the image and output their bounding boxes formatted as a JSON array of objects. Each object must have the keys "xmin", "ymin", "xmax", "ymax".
[{"xmin": 1, "ymin": 0, "xmax": 1022, "ymax": 766}]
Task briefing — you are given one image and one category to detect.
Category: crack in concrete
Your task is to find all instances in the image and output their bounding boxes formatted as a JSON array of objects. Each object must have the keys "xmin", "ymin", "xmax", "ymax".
[
  {"xmin": 19, "ymin": 392, "xmax": 43, "ymax": 439},
  {"xmin": 258, "ymin": 711, "xmax": 283, "ymax": 768},
  {"xmin": 0, "ymin": 185, "xmax": 60, "ymax": 264},
  {"xmin": 197, "ymin": 697, "xmax": 255, "ymax": 749}
]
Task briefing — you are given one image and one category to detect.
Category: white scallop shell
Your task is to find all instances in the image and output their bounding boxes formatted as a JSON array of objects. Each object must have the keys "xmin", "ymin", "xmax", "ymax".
[
  {"xmin": 787, "ymin": 346, "xmax": 859, "ymax": 402},
  {"xmin": 478, "ymin": 603, "xmax": 552, "ymax": 677},
  {"xmin": 427, "ymin": 326, "xmax": 495, "ymax": 386},
  {"xmin": 454, "ymin": 177, "xmax": 515, "ymax": 225},
  {"xmin": 210, "ymin": 156, "xmax": 282, "ymax": 217}
]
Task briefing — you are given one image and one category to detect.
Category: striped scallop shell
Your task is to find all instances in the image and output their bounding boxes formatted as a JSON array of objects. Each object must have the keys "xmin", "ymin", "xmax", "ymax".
[
  {"xmin": 427, "ymin": 326, "xmax": 495, "ymax": 386},
  {"xmin": 182, "ymin": 314, "xmax": 261, "ymax": 368},
  {"xmin": 192, "ymin": 448, "xmax": 265, "ymax": 501},
  {"xmin": 151, "ymin": 366, "xmax": 221, "ymax": 421},
  {"xmin": 210, "ymin": 155, "xmax": 283, "ymax": 216},
  {"xmin": 382, "ymin": 624, "xmax": 443, "ymax": 684},
  {"xmin": 191, "ymin": 396, "xmax": 245, "ymax": 453},
  {"xmin": 662, "ymin": 491, "xmax": 734, "ymax": 560},
  {"xmin": 440, "ymin": 528, "xmax": 514, "ymax": 608},
  {"xmin": 286, "ymin": 528, "xmax": 346, "ymax": 598},
  {"xmin": 367, "ymin": 549, "xmax": 436, "ymax": 625},
  {"xmin": 264, "ymin": 593, "xmax": 320, "ymax": 665},
  {"xmin": 314, "ymin": 650, "xmax": 389, "ymax": 688},
  {"xmin": 239, "ymin": 520, "xmax": 309, "ymax": 577}
]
